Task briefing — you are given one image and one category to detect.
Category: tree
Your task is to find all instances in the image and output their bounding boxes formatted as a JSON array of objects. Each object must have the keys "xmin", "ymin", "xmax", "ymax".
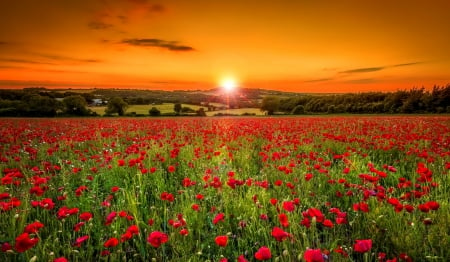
[
  {"xmin": 291, "ymin": 105, "xmax": 305, "ymax": 115},
  {"xmin": 105, "ymin": 97, "xmax": 128, "ymax": 116},
  {"xmin": 196, "ymin": 108, "xmax": 206, "ymax": 116},
  {"xmin": 149, "ymin": 107, "xmax": 161, "ymax": 116},
  {"xmin": 261, "ymin": 96, "xmax": 280, "ymax": 115},
  {"xmin": 63, "ymin": 95, "xmax": 89, "ymax": 116},
  {"xmin": 174, "ymin": 103, "xmax": 182, "ymax": 115}
]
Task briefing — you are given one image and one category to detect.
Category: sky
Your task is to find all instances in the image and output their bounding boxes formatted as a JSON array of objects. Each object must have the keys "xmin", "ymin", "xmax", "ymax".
[{"xmin": 0, "ymin": 0, "xmax": 449, "ymax": 93}]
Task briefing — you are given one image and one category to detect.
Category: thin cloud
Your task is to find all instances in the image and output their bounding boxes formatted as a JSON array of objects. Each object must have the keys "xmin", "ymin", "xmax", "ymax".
[
  {"xmin": 304, "ymin": 78, "xmax": 333, "ymax": 83},
  {"xmin": 340, "ymin": 67, "xmax": 385, "ymax": 74},
  {"xmin": 392, "ymin": 62, "xmax": 422, "ymax": 67},
  {"xmin": 35, "ymin": 53, "xmax": 103, "ymax": 64},
  {"xmin": 88, "ymin": 21, "xmax": 114, "ymax": 30},
  {"xmin": 344, "ymin": 78, "xmax": 378, "ymax": 84},
  {"xmin": 340, "ymin": 62, "xmax": 423, "ymax": 74},
  {"xmin": 0, "ymin": 58, "xmax": 56, "ymax": 65},
  {"xmin": 121, "ymin": 38, "xmax": 195, "ymax": 52}
]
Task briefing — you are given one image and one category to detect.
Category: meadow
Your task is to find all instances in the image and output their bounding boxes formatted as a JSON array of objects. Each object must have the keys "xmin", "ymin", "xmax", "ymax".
[
  {"xmin": 0, "ymin": 116, "xmax": 449, "ymax": 261},
  {"xmin": 89, "ymin": 104, "xmax": 264, "ymax": 116}
]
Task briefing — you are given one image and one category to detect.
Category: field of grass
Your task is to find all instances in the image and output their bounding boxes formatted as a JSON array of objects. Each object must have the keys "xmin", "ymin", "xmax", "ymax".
[
  {"xmin": 90, "ymin": 103, "xmax": 205, "ymax": 116},
  {"xmin": 0, "ymin": 117, "xmax": 449, "ymax": 261},
  {"xmin": 90, "ymin": 104, "xmax": 264, "ymax": 116}
]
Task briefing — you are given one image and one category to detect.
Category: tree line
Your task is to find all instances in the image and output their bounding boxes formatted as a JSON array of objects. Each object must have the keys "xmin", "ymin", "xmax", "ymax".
[
  {"xmin": 1, "ymin": 84, "xmax": 449, "ymax": 117},
  {"xmin": 262, "ymin": 85, "xmax": 450, "ymax": 115}
]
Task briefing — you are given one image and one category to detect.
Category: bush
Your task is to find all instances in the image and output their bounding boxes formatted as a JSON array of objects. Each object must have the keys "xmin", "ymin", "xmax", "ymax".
[{"xmin": 149, "ymin": 107, "xmax": 161, "ymax": 116}]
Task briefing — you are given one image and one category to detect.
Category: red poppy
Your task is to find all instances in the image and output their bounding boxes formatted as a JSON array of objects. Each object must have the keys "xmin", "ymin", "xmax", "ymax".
[
  {"xmin": 213, "ymin": 213, "xmax": 225, "ymax": 224},
  {"xmin": 1, "ymin": 242, "xmax": 12, "ymax": 252},
  {"xmin": 271, "ymin": 226, "xmax": 290, "ymax": 241},
  {"xmin": 279, "ymin": 213, "xmax": 289, "ymax": 227},
  {"xmin": 215, "ymin": 235, "xmax": 228, "ymax": 247},
  {"xmin": 73, "ymin": 235, "xmax": 89, "ymax": 247},
  {"xmin": 54, "ymin": 257, "xmax": 68, "ymax": 262},
  {"xmin": 304, "ymin": 248, "xmax": 324, "ymax": 262},
  {"xmin": 147, "ymin": 231, "xmax": 169, "ymax": 248},
  {"xmin": 79, "ymin": 212, "xmax": 93, "ymax": 221},
  {"xmin": 14, "ymin": 233, "xmax": 39, "ymax": 252},
  {"xmin": 237, "ymin": 255, "xmax": 248, "ymax": 262},
  {"xmin": 282, "ymin": 201, "xmax": 295, "ymax": 212},
  {"xmin": 24, "ymin": 221, "xmax": 44, "ymax": 234},
  {"xmin": 322, "ymin": 219, "xmax": 334, "ymax": 228},
  {"xmin": 354, "ymin": 239, "xmax": 372, "ymax": 253},
  {"xmin": 168, "ymin": 165, "xmax": 176, "ymax": 173},
  {"xmin": 254, "ymin": 246, "xmax": 272, "ymax": 260},
  {"xmin": 104, "ymin": 237, "xmax": 119, "ymax": 248},
  {"xmin": 179, "ymin": 228, "xmax": 189, "ymax": 236}
]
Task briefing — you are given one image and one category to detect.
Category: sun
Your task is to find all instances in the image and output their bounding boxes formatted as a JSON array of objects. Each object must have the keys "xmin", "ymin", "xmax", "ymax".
[{"xmin": 220, "ymin": 77, "xmax": 238, "ymax": 92}]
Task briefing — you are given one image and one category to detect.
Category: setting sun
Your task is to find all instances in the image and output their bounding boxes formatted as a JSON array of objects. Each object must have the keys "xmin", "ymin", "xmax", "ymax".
[{"xmin": 220, "ymin": 77, "xmax": 238, "ymax": 92}]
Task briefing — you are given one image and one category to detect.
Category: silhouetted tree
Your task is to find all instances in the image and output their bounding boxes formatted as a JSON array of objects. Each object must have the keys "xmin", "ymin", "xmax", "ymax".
[
  {"xmin": 196, "ymin": 108, "xmax": 206, "ymax": 116},
  {"xmin": 149, "ymin": 107, "xmax": 161, "ymax": 116},
  {"xmin": 105, "ymin": 97, "xmax": 128, "ymax": 116},
  {"xmin": 261, "ymin": 96, "xmax": 280, "ymax": 115},
  {"xmin": 63, "ymin": 95, "xmax": 89, "ymax": 116},
  {"xmin": 174, "ymin": 103, "xmax": 182, "ymax": 115}
]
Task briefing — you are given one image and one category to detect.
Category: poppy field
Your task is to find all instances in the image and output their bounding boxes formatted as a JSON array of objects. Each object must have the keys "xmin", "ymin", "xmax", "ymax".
[{"xmin": 0, "ymin": 116, "xmax": 449, "ymax": 261}]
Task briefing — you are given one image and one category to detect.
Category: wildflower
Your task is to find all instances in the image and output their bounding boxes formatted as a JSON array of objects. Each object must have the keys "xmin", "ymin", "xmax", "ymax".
[
  {"xmin": 271, "ymin": 226, "xmax": 290, "ymax": 241},
  {"xmin": 304, "ymin": 248, "xmax": 324, "ymax": 262},
  {"xmin": 215, "ymin": 235, "xmax": 228, "ymax": 247},
  {"xmin": 147, "ymin": 231, "xmax": 168, "ymax": 248},
  {"xmin": 254, "ymin": 246, "xmax": 272, "ymax": 260},
  {"xmin": 103, "ymin": 237, "xmax": 119, "ymax": 248},
  {"xmin": 14, "ymin": 233, "xmax": 39, "ymax": 252},
  {"xmin": 354, "ymin": 239, "xmax": 372, "ymax": 253}
]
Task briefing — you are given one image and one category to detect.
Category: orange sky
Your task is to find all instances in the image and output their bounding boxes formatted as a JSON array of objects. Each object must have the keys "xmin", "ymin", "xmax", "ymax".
[{"xmin": 0, "ymin": 0, "xmax": 449, "ymax": 93}]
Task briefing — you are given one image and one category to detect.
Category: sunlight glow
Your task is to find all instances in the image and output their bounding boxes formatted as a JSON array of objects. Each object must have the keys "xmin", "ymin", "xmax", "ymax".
[{"xmin": 220, "ymin": 77, "xmax": 238, "ymax": 92}]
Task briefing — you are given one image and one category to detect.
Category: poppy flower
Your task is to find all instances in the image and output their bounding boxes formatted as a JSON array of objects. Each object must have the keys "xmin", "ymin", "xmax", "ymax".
[
  {"xmin": 215, "ymin": 235, "xmax": 228, "ymax": 247},
  {"xmin": 254, "ymin": 246, "xmax": 272, "ymax": 260},
  {"xmin": 147, "ymin": 231, "xmax": 169, "ymax": 248},
  {"xmin": 79, "ymin": 212, "xmax": 93, "ymax": 221},
  {"xmin": 54, "ymin": 258, "xmax": 68, "ymax": 262},
  {"xmin": 271, "ymin": 226, "xmax": 290, "ymax": 241},
  {"xmin": 282, "ymin": 201, "xmax": 295, "ymax": 212},
  {"xmin": 24, "ymin": 221, "xmax": 44, "ymax": 234},
  {"xmin": 14, "ymin": 233, "xmax": 39, "ymax": 253},
  {"xmin": 213, "ymin": 213, "xmax": 225, "ymax": 225},
  {"xmin": 354, "ymin": 239, "xmax": 372, "ymax": 253},
  {"xmin": 304, "ymin": 248, "xmax": 324, "ymax": 262},
  {"xmin": 279, "ymin": 213, "xmax": 289, "ymax": 227},
  {"xmin": 104, "ymin": 237, "xmax": 119, "ymax": 248},
  {"xmin": 168, "ymin": 165, "xmax": 176, "ymax": 173},
  {"xmin": 73, "ymin": 235, "xmax": 89, "ymax": 247}
]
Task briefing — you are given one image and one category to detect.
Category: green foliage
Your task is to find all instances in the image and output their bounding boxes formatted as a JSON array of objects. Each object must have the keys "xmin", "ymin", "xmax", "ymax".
[
  {"xmin": 261, "ymin": 96, "xmax": 280, "ymax": 115},
  {"xmin": 149, "ymin": 107, "xmax": 161, "ymax": 116},
  {"xmin": 105, "ymin": 97, "xmax": 128, "ymax": 116},
  {"xmin": 63, "ymin": 95, "xmax": 89, "ymax": 116},
  {"xmin": 174, "ymin": 103, "xmax": 182, "ymax": 115}
]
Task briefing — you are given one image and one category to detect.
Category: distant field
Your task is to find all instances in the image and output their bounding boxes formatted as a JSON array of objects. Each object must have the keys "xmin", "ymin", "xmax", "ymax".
[
  {"xmin": 90, "ymin": 104, "xmax": 263, "ymax": 116},
  {"xmin": 90, "ymin": 103, "xmax": 205, "ymax": 116},
  {"xmin": 205, "ymin": 108, "xmax": 264, "ymax": 116}
]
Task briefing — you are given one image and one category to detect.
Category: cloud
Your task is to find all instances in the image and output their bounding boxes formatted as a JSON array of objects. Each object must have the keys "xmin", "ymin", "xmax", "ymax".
[
  {"xmin": 0, "ymin": 58, "xmax": 56, "ymax": 65},
  {"xmin": 392, "ymin": 62, "xmax": 422, "ymax": 67},
  {"xmin": 340, "ymin": 67, "xmax": 385, "ymax": 74},
  {"xmin": 121, "ymin": 38, "xmax": 195, "ymax": 51},
  {"xmin": 88, "ymin": 21, "xmax": 114, "ymax": 30},
  {"xmin": 340, "ymin": 62, "xmax": 423, "ymax": 74},
  {"xmin": 88, "ymin": 1, "xmax": 166, "ymax": 31},
  {"xmin": 343, "ymin": 78, "xmax": 378, "ymax": 84},
  {"xmin": 37, "ymin": 54, "xmax": 102, "ymax": 63},
  {"xmin": 304, "ymin": 78, "xmax": 333, "ymax": 83}
]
